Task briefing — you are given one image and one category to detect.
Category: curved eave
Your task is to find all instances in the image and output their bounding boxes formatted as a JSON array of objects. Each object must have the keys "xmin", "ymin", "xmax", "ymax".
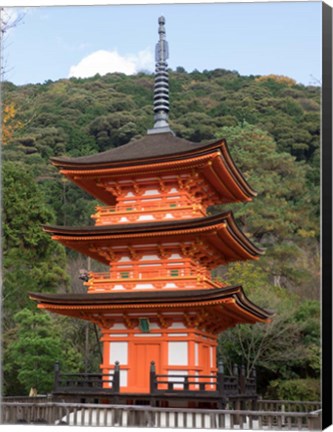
[
  {"xmin": 51, "ymin": 138, "xmax": 256, "ymax": 205},
  {"xmin": 29, "ymin": 285, "xmax": 273, "ymax": 325},
  {"xmin": 50, "ymin": 136, "xmax": 225, "ymax": 170},
  {"xmin": 220, "ymin": 141, "xmax": 257, "ymax": 198},
  {"xmin": 43, "ymin": 212, "xmax": 264, "ymax": 265}
]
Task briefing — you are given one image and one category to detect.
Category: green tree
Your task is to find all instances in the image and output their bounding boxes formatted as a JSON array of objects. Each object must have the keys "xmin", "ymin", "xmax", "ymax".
[
  {"xmin": 218, "ymin": 261, "xmax": 320, "ymax": 398},
  {"xmin": 213, "ymin": 123, "xmax": 319, "ymax": 297},
  {"xmin": 2, "ymin": 161, "xmax": 69, "ymax": 327},
  {"xmin": 3, "ymin": 309, "xmax": 83, "ymax": 395}
]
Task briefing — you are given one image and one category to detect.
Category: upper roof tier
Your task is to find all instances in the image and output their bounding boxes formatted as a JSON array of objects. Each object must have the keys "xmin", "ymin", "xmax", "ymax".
[{"xmin": 51, "ymin": 134, "xmax": 257, "ymax": 206}]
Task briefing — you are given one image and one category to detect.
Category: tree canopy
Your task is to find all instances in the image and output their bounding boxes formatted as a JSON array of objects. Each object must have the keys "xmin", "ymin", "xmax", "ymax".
[{"xmin": 2, "ymin": 68, "xmax": 320, "ymax": 399}]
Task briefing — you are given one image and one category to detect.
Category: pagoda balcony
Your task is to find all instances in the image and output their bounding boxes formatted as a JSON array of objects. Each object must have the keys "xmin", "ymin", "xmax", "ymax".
[
  {"xmin": 85, "ymin": 269, "xmax": 222, "ymax": 292},
  {"xmin": 53, "ymin": 360, "xmax": 257, "ymax": 405},
  {"xmin": 91, "ymin": 203, "xmax": 206, "ymax": 225},
  {"xmin": 53, "ymin": 362, "xmax": 120, "ymax": 395},
  {"xmin": 150, "ymin": 361, "xmax": 257, "ymax": 399}
]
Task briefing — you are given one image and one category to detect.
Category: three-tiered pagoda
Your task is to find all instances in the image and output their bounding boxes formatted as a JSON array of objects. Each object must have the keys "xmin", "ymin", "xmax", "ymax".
[{"xmin": 30, "ymin": 17, "xmax": 272, "ymax": 400}]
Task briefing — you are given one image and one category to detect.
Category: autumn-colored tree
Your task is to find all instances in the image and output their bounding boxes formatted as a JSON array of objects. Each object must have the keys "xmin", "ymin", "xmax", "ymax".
[
  {"xmin": 255, "ymin": 74, "xmax": 297, "ymax": 86},
  {"xmin": 2, "ymin": 102, "xmax": 22, "ymax": 144}
]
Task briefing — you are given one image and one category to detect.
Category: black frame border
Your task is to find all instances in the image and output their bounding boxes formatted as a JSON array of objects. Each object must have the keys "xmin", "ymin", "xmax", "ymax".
[{"xmin": 322, "ymin": 1, "xmax": 332, "ymax": 430}]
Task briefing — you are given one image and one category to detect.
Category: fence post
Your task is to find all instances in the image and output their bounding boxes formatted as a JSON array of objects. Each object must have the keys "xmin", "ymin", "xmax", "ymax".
[
  {"xmin": 150, "ymin": 361, "xmax": 156, "ymax": 394},
  {"xmin": 217, "ymin": 359, "xmax": 224, "ymax": 396},
  {"xmin": 308, "ymin": 410, "xmax": 322, "ymax": 431},
  {"xmin": 113, "ymin": 361, "xmax": 120, "ymax": 393},
  {"xmin": 252, "ymin": 367, "xmax": 257, "ymax": 393},
  {"xmin": 239, "ymin": 365, "xmax": 245, "ymax": 395},
  {"xmin": 54, "ymin": 362, "xmax": 60, "ymax": 392}
]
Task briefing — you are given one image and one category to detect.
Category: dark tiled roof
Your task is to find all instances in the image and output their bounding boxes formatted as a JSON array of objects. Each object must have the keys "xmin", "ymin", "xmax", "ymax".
[
  {"xmin": 43, "ymin": 212, "xmax": 230, "ymax": 235},
  {"xmin": 42, "ymin": 211, "xmax": 264, "ymax": 256},
  {"xmin": 51, "ymin": 133, "xmax": 223, "ymax": 168},
  {"xmin": 29, "ymin": 286, "xmax": 273, "ymax": 320}
]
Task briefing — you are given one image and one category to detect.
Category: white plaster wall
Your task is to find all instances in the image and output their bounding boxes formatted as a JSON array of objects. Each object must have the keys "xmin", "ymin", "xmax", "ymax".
[
  {"xmin": 170, "ymin": 322, "xmax": 186, "ymax": 329},
  {"xmin": 112, "ymin": 285, "xmax": 126, "ymax": 290},
  {"xmin": 141, "ymin": 255, "xmax": 159, "ymax": 260},
  {"xmin": 109, "ymin": 342, "xmax": 128, "ymax": 364},
  {"xmin": 168, "ymin": 333, "xmax": 187, "ymax": 337},
  {"xmin": 134, "ymin": 284, "xmax": 154, "ymax": 289},
  {"xmin": 138, "ymin": 215, "xmax": 155, "ymax": 221},
  {"xmin": 143, "ymin": 189, "xmax": 159, "ymax": 195},
  {"xmin": 120, "ymin": 370, "xmax": 128, "ymax": 387},
  {"xmin": 111, "ymin": 323, "xmax": 127, "ymax": 330},
  {"xmin": 195, "ymin": 343, "xmax": 199, "ymax": 366},
  {"xmin": 134, "ymin": 333, "xmax": 162, "ymax": 337},
  {"xmin": 168, "ymin": 342, "xmax": 188, "ymax": 365},
  {"xmin": 119, "ymin": 256, "xmax": 131, "ymax": 262}
]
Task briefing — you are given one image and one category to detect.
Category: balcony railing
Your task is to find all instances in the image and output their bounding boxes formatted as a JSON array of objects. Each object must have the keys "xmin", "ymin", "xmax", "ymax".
[
  {"xmin": 54, "ymin": 362, "xmax": 120, "ymax": 394},
  {"xmin": 85, "ymin": 269, "xmax": 221, "ymax": 292},
  {"xmin": 53, "ymin": 360, "xmax": 255, "ymax": 401},
  {"xmin": 91, "ymin": 203, "xmax": 206, "ymax": 225},
  {"xmin": 150, "ymin": 361, "xmax": 257, "ymax": 399}
]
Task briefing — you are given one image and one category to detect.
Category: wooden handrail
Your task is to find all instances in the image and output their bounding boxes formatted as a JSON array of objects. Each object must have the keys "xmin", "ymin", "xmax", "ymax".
[
  {"xmin": 54, "ymin": 361, "xmax": 120, "ymax": 394},
  {"xmin": 150, "ymin": 361, "xmax": 256, "ymax": 398},
  {"xmin": 0, "ymin": 401, "xmax": 322, "ymax": 429}
]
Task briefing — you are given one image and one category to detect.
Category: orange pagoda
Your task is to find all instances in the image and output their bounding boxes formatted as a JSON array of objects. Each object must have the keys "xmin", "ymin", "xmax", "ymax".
[{"xmin": 30, "ymin": 17, "xmax": 272, "ymax": 406}]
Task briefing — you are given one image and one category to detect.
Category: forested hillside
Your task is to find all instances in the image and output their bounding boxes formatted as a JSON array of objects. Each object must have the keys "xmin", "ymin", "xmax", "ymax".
[{"xmin": 2, "ymin": 69, "xmax": 320, "ymax": 399}]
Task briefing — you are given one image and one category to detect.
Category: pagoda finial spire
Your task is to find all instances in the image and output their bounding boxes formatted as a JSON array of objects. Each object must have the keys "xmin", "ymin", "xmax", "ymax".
[{"xmin": 148, "ymin": 16, "xmax": 174, "ymax": 135}]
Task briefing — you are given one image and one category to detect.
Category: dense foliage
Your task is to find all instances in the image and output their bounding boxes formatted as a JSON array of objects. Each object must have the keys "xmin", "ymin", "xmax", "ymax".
[{"xmin": 2, "ymin": 68, "xmax": 320, "ymax": 399}]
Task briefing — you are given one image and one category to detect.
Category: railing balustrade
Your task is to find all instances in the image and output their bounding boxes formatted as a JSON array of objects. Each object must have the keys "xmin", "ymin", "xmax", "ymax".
[
  {"xmin": 150, "ymin": 360, "xmax": 255, "ymax": 398},
  {"xmin": 0, "ymin": 401, "xmax": 322, "ymax": 429},
  {"xmin": 86, "ymin": 267, "xmax": 221, "ymax": 292},
  {"xmin": 54, "ymin": 361, "xmax": 120, "ymax": 394},
  {"xmin": 91, "ymin": 202, "xmax": 206, "ymax": 225},
  {"xmin": 257, "ymin": 399, "xmax": 322, "ymax": 413}
]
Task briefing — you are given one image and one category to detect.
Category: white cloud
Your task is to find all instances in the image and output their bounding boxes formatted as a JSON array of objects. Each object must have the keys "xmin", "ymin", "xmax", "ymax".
[{"xmin": 68, "ymin": 48, "xmax": 154, "ymax": 78}]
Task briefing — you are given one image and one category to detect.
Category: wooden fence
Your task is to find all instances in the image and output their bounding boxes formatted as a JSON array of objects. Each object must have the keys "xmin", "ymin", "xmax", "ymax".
[
  {"xmin": 0, "ymin": 401, "xmax": 322, "ymax": 429},
  {"xmin": 257, "ymin": 399, "xmax": 322, "ymax": 413}
]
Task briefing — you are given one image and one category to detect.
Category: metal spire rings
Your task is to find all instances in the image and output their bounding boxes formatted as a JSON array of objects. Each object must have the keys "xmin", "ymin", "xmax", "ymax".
[{"xmin": 148, "ymin": 16, "xmax": 174, "ymax": 135}]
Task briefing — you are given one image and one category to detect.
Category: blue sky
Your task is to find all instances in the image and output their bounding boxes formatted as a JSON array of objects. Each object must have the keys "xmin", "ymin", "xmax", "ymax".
[{"xmin": 3, "ymin": 1, "xmax": 322, "ymax": 86}]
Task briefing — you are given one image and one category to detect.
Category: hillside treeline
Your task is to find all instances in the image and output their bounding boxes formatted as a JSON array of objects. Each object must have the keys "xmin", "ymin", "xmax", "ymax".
[{"xmin": 2, "ymin": 69, "xmax": 320, "ymax": 400}]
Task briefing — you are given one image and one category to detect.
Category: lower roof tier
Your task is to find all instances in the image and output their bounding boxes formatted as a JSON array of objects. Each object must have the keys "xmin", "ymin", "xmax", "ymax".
[
  {"xmin": 43, "ymin": 211, "xmax": 263, "ymax": 267},
  {"xmin": 29, "ymin": 285, "xmax": 273, "ymax": 334}
]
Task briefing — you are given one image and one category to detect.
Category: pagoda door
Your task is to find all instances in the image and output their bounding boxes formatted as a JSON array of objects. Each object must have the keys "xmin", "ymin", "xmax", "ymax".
[
  {"xmin": 201, "ymin": 344, "xmax": 210, "ymax": 375},
  {"xmin": 131, "ymin": 343, "xmax": 161, "ymax": 393}
]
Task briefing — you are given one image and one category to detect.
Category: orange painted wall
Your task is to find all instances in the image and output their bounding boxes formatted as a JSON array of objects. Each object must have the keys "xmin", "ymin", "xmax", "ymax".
[{"xmin": 100, "ymin": 321, "xmax": 217, "ymax": 393}]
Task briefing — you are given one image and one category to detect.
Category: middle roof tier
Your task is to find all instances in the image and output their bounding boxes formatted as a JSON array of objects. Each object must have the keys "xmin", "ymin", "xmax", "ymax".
[{"xmin": 44, "ymin": 211, "xmax": 263, "ymax": 270}]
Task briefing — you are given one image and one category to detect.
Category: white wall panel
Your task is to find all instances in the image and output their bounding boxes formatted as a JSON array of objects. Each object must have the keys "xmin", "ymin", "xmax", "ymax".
[
  {"xmin": 170, "ymin": 322, "xmax": 186, "ymax": 329},
  {"xmin": 120, "ymin": 370, "xmax": 128, "ymax": 387},
  {"xmin": 109, "ymin": 342, "xmax": 128, "ymax": 364},
  {"xmin": 112, "ymin": 323, "xmax": 127, "ymax": 329},
  {"xmin": 168, "ymin": 342, "xmax": 188, "ymax": 365},
  {"xmin": 195, "ymin": 343, "xmax": 199, "ymax": 366}
]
